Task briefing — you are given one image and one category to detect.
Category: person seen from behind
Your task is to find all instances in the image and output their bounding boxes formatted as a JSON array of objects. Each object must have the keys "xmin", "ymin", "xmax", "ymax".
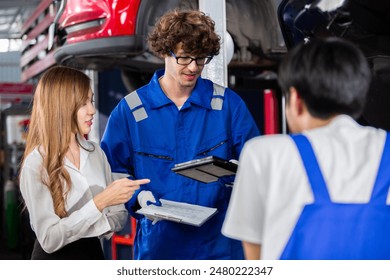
[{"xmin": 222, "ymin": 37, "xmax": 390, "ymax": 259}]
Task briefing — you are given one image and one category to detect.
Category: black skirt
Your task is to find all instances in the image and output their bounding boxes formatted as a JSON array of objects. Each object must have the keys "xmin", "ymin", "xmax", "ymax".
[{"xmin": 31, "ymin": 237, "xmax": 105, "ymax": 260}]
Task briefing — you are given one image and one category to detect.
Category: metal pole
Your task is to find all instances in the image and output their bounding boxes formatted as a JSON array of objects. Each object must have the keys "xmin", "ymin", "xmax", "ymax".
[{"xmin": 199, "ymin": 0, "xmax": 228, "ymax": 87}]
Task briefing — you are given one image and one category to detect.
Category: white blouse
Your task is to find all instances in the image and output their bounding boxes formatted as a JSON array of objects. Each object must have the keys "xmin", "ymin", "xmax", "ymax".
[{"xmin": 19, "ymin": 136, "xmax": 128, "ymax": 253}]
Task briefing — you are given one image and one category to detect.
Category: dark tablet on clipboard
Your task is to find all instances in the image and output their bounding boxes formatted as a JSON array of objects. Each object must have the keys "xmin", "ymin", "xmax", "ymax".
[{"xmin": 171, "ymin": 156, "xmax": 237, "ymax": 183}]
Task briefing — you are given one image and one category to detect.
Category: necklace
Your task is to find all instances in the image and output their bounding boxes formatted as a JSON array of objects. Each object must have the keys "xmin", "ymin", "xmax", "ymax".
[{"xmin": 67, "ymin": 144, "xmax": 80, "ymax": 169}]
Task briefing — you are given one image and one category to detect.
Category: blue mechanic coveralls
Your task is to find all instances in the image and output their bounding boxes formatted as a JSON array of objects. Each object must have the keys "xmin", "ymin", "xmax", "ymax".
[
  {"xmin": 101, "ymin": 70, "xmax": 260, "ymax": 259},
  {"xmin": 280, "ymin": 133, "xmax": 390, "ymax": 259}
]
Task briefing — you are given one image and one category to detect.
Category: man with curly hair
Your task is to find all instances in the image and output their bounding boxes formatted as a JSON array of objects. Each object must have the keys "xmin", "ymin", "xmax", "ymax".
[{"xmin": 101, "ymin": 9, "xmax": 259, "ymax": 259}]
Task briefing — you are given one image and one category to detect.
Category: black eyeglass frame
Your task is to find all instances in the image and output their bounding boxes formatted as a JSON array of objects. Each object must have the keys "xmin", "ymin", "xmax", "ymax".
[{"xmin": 169, "ymin": 51, "xmax": 213, "ymax": 66}]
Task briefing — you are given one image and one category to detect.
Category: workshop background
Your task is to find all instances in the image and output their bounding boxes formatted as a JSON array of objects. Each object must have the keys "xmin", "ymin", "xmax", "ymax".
[{"xmin": 0, "ymin": 0, "xmax": 388, "ymax": 259}]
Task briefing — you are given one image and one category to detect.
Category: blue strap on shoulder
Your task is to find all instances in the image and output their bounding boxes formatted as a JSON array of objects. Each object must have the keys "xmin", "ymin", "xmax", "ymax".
[
  {"xmin": 370, "ymin": 132, "xmax": 390, "ymax": 204},
  {"xmin": 290, "ymin": 134, "xmax": 331, "ymax": 203},
  {"xmin": 291, "ymin": 132, "xmax": 390, "ymax": 205},
  {"xmin": 283, "ymin": 132, "xmax": 390, "ymax": 260}
]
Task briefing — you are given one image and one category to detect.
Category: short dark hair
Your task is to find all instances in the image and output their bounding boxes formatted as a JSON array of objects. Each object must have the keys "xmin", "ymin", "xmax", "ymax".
[
  {"xmin": 148, "ymin": 9, "xmax": 220, "ymax": 57},
  {"xmin": 278, "ymin": 37, "xmax": 371, "ymax": 119}
]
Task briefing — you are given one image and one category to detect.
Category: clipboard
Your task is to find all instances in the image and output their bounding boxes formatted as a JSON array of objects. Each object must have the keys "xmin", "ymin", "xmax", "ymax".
[
  {"xmin": 171, "ymin": 156, "xmax": 237, "ymax": 183},
  {"xmin": 136, "ymin": 199, "xmax": 218, "ymax": 227}
]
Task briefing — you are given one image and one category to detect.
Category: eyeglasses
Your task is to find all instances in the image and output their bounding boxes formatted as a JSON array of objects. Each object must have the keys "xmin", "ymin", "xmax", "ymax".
[{"xmin": 169, "ymin": 51, "xmax": 213, "ymax": 66}]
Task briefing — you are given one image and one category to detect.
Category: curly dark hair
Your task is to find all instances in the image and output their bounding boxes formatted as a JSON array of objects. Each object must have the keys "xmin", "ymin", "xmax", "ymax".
[{"xmin": 148, "ymin": 9, "xmax": 220, "ymax": 57}]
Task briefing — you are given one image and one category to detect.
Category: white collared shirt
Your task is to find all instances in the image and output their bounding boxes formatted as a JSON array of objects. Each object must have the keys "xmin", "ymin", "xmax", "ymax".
[{"xmin": 19, "ymin": 136, "xmax": 128, "ymax": 253}]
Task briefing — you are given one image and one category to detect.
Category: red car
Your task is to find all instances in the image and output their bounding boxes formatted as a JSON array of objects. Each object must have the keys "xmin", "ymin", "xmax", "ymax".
[
  {"xmin": 20, "ymin": 0, "xmax": 390, "ymax": 130},
  {"xmin": 48, "ymin": 0, "xmax": 284, "ymax": 89}
]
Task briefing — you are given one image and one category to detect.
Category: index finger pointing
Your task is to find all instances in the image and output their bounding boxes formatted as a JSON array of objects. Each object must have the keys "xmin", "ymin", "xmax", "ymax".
[{"xmin": 131, "ymin": 179, "xmax": 151, "ymax": 186}]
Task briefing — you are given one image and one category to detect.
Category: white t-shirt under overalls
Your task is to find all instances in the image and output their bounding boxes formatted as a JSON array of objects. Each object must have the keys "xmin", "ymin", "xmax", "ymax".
[{"xmin": 222, "ymin": 115, "xmax": 388, "ymax": 259}]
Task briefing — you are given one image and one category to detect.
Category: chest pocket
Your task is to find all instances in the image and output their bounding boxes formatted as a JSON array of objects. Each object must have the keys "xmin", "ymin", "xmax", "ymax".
[
  {"xmin": 132, "ymin": 146, "xmax": 175, "ymax": 195},
  {"xmin": 197, "ymin": 139, "xmax": 228, "ymax": 157},
  {"xmin": 196, "ymin": 130, "xmax": 232, "ymax": 160}
]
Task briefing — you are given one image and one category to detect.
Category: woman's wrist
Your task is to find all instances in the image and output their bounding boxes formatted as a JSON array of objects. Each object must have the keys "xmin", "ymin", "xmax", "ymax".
[{"xmin": 93, "ymin": 193, "xmax": 107, "ymax": 212}]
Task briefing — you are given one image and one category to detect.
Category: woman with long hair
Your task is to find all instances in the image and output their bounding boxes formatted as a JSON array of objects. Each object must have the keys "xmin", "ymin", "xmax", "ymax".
[{"xmin": 19, "ymin": 66, "xmax": 150, "ymax": 259}]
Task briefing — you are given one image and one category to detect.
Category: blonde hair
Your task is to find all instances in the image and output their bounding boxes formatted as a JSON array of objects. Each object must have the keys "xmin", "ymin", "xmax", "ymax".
[{"xmin": 22, "ymin": 66, "xmax": 91, "ymax": 217}]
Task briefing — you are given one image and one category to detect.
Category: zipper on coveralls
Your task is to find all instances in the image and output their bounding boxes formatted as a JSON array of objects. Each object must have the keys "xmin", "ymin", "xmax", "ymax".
[
  {"xmin": 135, "ymin": 151, "xmax": 173, "ymax": 161},
  {"xmin": 197, "ymin": 140, "xmax": 228, "ymax": 156}
]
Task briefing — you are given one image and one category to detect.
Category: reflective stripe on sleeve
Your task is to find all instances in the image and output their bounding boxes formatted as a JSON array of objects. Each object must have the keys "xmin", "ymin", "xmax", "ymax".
[
  {"xmin": 211, "ymin": 84, "xmax": 225, "ymax": 110},
  {"xmin": 125, "ymin": 90, "xmax": 148, "ymax": 122}
]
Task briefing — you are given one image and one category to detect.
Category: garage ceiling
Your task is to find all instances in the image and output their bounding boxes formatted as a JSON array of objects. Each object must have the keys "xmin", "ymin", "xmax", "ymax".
[{"xmin": 0, "ymin": 0, "xmax": 41, "ymax": 39}]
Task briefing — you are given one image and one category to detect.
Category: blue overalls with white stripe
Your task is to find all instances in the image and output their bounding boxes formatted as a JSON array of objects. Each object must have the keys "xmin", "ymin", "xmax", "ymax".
[{"xmin": 101, "ymin": 69, "xmax": 260, "ymax": 259}]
